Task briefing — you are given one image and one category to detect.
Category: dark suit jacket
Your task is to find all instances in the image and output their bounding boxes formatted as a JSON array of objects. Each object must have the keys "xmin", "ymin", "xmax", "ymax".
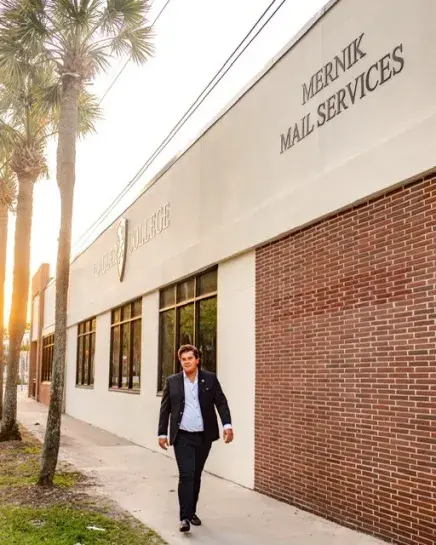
[{"xmin": 158, "ymin": 370, "xmax": 232, "ymax": 445}]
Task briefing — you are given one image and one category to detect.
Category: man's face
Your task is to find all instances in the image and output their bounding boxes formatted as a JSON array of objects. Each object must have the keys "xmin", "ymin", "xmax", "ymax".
[{"xmin": 180, "ymin": 351, "xmax": 199, "ymax": 375}]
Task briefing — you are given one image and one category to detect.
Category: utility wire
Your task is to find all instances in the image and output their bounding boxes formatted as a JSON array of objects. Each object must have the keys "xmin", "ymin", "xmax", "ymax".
[
  {"xmin": 99, "ymin": 0, "xmax": 172, "ymax": 105},
  {"xmin": 73, "ymin": 0, "xmax": 287, "ymax": 253}
]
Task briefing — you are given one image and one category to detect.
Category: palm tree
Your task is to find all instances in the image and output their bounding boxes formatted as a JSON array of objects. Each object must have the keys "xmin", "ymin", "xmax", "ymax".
[
  {"xmin": 0, "ymin": 58, "xmax": 100, "ymax": 440},
  {"xmin": 0, "ymin": 158, "xmax": 17, "ymax": 421},
  {"xmin": 0, "ymin": 0, "xmax": 154, "ymax": 485},
  {"xmin": 0, "ymin": 66, "xmax": 55, "ymax": 441}
]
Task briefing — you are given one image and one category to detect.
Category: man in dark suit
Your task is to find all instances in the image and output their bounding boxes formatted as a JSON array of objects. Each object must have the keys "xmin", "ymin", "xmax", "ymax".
[{"xmin": 158, "ymin": 344, "xmax": 233, "ymax": 533}]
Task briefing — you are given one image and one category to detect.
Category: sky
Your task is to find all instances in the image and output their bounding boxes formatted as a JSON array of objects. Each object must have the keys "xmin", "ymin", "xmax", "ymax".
[{"xmin": 4, "ymin": 0, "xmax": 327, "ymax": 323}]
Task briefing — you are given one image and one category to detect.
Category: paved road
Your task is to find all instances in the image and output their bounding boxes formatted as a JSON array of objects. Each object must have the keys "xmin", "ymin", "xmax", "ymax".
[{"xmin": 18, "ymin": 392, "xmax": 387, "ymax": 545}]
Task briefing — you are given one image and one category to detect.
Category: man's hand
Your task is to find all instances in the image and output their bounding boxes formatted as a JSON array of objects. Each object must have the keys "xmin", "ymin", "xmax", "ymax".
[
  {"xmin": 158, "ymin": 437, "xmax": 169, "ymax": 450},
  {"xmin": 223, "ymin": 429, "xmax": 234, "ymax": 444}
]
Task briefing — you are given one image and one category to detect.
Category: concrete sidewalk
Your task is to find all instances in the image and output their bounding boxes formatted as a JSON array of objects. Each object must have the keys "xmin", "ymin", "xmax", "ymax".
[{"xmin": 18, "ymin": 393, "xmax": 386, "ymax": 545}]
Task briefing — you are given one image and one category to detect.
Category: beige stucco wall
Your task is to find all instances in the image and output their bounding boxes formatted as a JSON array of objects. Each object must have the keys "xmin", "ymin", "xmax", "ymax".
[{"xmin": 65, "ymin": 251, "xmax": 256, "ymax": 487}]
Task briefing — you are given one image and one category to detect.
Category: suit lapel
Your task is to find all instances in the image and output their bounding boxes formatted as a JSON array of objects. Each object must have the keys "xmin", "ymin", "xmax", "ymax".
[
  {"xmin": 198, "ymin": 370, "xmax": 206, "ymax": 392},
  {"xmin": 198, "ymin": 370, "xmax": 207, "ymax": 410},
  {"xmin": 177, "ymin": 372, "xmax": 185, "ymax": 403}
]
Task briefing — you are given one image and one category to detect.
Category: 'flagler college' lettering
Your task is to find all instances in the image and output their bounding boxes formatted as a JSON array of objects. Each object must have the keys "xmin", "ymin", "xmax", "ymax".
[
  {"xmin": 280, "ymin": 33, "xmax": 405, "ymax": 154},
  {"xmin": 93, "ymin": 203, "xmax": 170, "ymax": 277},
  {"xmin": 128, "ymin": 202, "xmax": 170, "ymax": 255}
]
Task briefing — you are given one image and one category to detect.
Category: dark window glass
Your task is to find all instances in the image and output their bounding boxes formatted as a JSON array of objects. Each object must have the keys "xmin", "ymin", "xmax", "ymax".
[
  {"xmin": 76, "ymin": 318, "xmax": 96, "ymax": 387},
  {"xmin": 160, "ymin": 286, "xmax": 175, "ymax": 308},
  {"xmin": 158, "ymin": 268, "xmax": 218, "ymax": 391},
  {"xmin": 41, "ymin": 334, "xmax": 54, "ymax": 382},
  {"xmin": 179, "ymin": 303, "xmax": 194, "ymax": 346},
  {"xmin": 122, "ymin": 303, "xmax": 131, "ymax": 321},
  {"xmin": 132, "ymin": 320, "xmax": 141, "ymax": 390},
  {"xmin": 197, "ymin": 269, "xmax": 218, "ymax": 296},
  {"xmin": 112, "ymin": 308, "xmax": 121, "ymax": 324},
  {"xmin": 111, "ymin": 325, "xmax": 120, "ymax": 388},
  {"xmin": 77, "ymin": 336, "xmax": 83, "ymax": 385},
  {"xmin": 177, "ymin": 278, "xmax": 195, "ymax": 303},
  {"xmin": 121, "ymin": 322, "xmax": 130, "ymax": 389},
  {"xmin": 90, "ymin": 332, "xmax": 95, "ymax": 386},
  {"xmin": 110, "ymin": 298, "xmax": 142, "ymax": 392},
  {"xmin": 159, "ymin": 310, "xmax": 175, "ymax": 392},
  {"xmin": 84, "ymin": 334, "xmax": 90, "ymax": 383},
  {"xmin": 198, "ymin": 297, "xmax": 217, "ymax": 373},
  {"xmin": 133, "ymin": 299, "xmax": 142, "ymax": 318}
]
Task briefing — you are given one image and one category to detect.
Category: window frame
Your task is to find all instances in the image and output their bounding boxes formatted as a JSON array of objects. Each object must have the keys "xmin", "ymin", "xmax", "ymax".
[
  {"xmin": 76, "ymin": 317, "xmax": 96, "ymax": 388},
  {"xmin": 157, "ymin": 267, "xmax": 218, "ymax": 393},
  {"xmin": 109, "ymin": 298, "xmax": 142, "ymax": 393},
  {"xmin": 41, "ymin": 333, "xmax": 54, "ymax": 382}
]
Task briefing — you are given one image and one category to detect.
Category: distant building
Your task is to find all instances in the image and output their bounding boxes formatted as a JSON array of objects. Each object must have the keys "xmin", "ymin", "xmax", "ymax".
[{"xmin": 2, "ymin": 331, "xmax": 30, "ymax": 386}]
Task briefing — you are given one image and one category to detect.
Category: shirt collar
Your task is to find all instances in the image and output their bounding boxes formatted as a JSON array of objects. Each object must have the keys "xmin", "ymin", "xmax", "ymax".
[{"xmin": 183, "ymin": 370, "xmax": 199, "ymax": 385}]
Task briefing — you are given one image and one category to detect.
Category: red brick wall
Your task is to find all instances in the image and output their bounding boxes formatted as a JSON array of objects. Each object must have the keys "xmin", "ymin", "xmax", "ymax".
[{"xmin": 255, "ymin": 176, "xmax": 436, "ymax": 545}]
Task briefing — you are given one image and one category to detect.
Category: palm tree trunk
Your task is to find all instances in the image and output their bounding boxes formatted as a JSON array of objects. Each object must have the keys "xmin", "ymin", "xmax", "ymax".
[
  {"xmin": 0, "ymin": 176, "xmax": 34, "ymax": 441},
  {"xmin": 0, "ymin": 205, "xmax": 8, "ymax": 420},
  {"xmin": 39, "ymin": 79, "xmax": 79, "ymax": 486}
]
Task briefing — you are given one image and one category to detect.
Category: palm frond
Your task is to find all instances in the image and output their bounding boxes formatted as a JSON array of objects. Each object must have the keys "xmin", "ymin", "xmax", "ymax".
[
  {"xmin": 77, "ymin": 89, "xmax": 102, "ymax": 137},
  {"xmin": 1, "ymin": 1, "xmax": 49, "ymax": 55},
  {"xmin": 101, "ymin": 0, "xmax": 150, "ymax": 34},
  {"xmin": 83, "ymin": 44, "xmax": 112, "ymax": 77},
  {"xmin": 53, "ymin": 0, "xmax": 101, "ymax": 29},
  {"xmin": 128, "ymin": 25, "xmax": 154, "ymax": 63},
  {"xmin": 37, "ymin": 82, "xmax": 62, "ymax": 114},
  {"xmin": 110, "ymin": 25, "xmax": 153, "ymax": 62},
  {"xmin": 0, "ymin": 119, "xmax": 21, "ymax": 150},
  {"xmin": 0, "ymin": 161, "xmax": 17, "ymax": 210}
]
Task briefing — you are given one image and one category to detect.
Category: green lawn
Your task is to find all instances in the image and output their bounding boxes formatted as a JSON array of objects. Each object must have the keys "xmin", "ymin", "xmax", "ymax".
[
  {"xmin": 0, "ymin": 428, "xmax": 164, "ymax": 545},
  {"xmin": 0, "ymin": 505, "xmax": 161, "ymax": 544}
]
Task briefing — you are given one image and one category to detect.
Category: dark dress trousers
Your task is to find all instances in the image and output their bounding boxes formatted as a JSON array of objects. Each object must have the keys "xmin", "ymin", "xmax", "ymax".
[{"xmin": 158, "ymin": 370, "xmax": 232, "ymax": 521}]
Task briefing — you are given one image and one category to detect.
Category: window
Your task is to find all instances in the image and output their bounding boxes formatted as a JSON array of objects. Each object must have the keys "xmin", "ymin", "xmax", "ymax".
[
  {"xmin": 41, "ymin": 334, "xmax": 54, "ymax": 382},
  {"xmin": 109, "ymin": 298, "xmax": 142, "ymax": 391},
  {"xmin": 76, "ymin": 318, "xmax": 96, "ymax": 387},
  {"xmin": 158, "ymin": 267, "xmax": 217, "ymax": 392}
]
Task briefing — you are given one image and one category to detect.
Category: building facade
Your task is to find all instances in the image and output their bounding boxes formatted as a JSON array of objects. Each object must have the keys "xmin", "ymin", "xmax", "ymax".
[{"xmin": 29, "ymin": 1, "xmax": 436, "ymax": 544}]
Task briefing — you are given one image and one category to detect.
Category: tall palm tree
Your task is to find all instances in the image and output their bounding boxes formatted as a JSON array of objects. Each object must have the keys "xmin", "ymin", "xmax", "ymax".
[
  {"xmin": 0, "ymin": 60, "xmax": 100, "ymax": 440},
  {"xmin": 0, "ymin": 0, "xmax": 154, "ymax": 485},
  {"xmin": 0, "ymin": 67, "xmax": 54, "ymax": 441},
  {"xmin": 0, "ymin": 158, "xmax": 17, "ymax": 421}
]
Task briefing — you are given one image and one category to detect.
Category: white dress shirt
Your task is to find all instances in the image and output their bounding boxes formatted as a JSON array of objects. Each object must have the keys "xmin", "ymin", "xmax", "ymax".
[{"xmin": 180, "ymin": 371, "xmax": 204, "ymax": 432}]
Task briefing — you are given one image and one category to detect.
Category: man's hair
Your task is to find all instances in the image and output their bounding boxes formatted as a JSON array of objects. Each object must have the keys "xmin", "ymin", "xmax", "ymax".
[{"xmin": 178, "ymin": 344, "xmax": 200, "ymax": 359}]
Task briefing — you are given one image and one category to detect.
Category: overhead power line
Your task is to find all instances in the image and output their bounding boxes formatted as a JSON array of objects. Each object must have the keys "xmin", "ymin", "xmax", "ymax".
[
  {"xmin": 99, "ymin": 0, "xmax": 172, "ymax": 105},
  {"xmin": 73, "ymin": 0, "xmax": 288, "ymax": 254}
]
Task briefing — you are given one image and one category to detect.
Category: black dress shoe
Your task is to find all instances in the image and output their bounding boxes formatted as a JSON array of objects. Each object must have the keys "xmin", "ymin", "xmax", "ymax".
[
  {"xmin": 190, "ymin": 514, "xmax": 202, "ymax": 526},
  {"xmin": 180, "ymin": 520, "xmax": 191, "ymax": 533}
]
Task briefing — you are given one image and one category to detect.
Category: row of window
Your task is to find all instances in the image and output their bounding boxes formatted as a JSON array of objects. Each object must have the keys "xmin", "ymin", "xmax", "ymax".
[
  {"xmin": 40, "ymin": 268, "xmax": 218, "ymax": 393},
  {"xmin": 41, "ymin": 334, "xmax": 54, "ymax": 382}
]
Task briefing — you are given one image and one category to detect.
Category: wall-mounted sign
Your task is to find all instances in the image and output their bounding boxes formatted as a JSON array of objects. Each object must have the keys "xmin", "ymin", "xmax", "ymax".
[
  {"xmin": 280, "ymin": 33, "xmax": 405, "ymax": 154},
  {"xmin": 93, "ymin": 202, "xmax": 170, "ymax": 280}
]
